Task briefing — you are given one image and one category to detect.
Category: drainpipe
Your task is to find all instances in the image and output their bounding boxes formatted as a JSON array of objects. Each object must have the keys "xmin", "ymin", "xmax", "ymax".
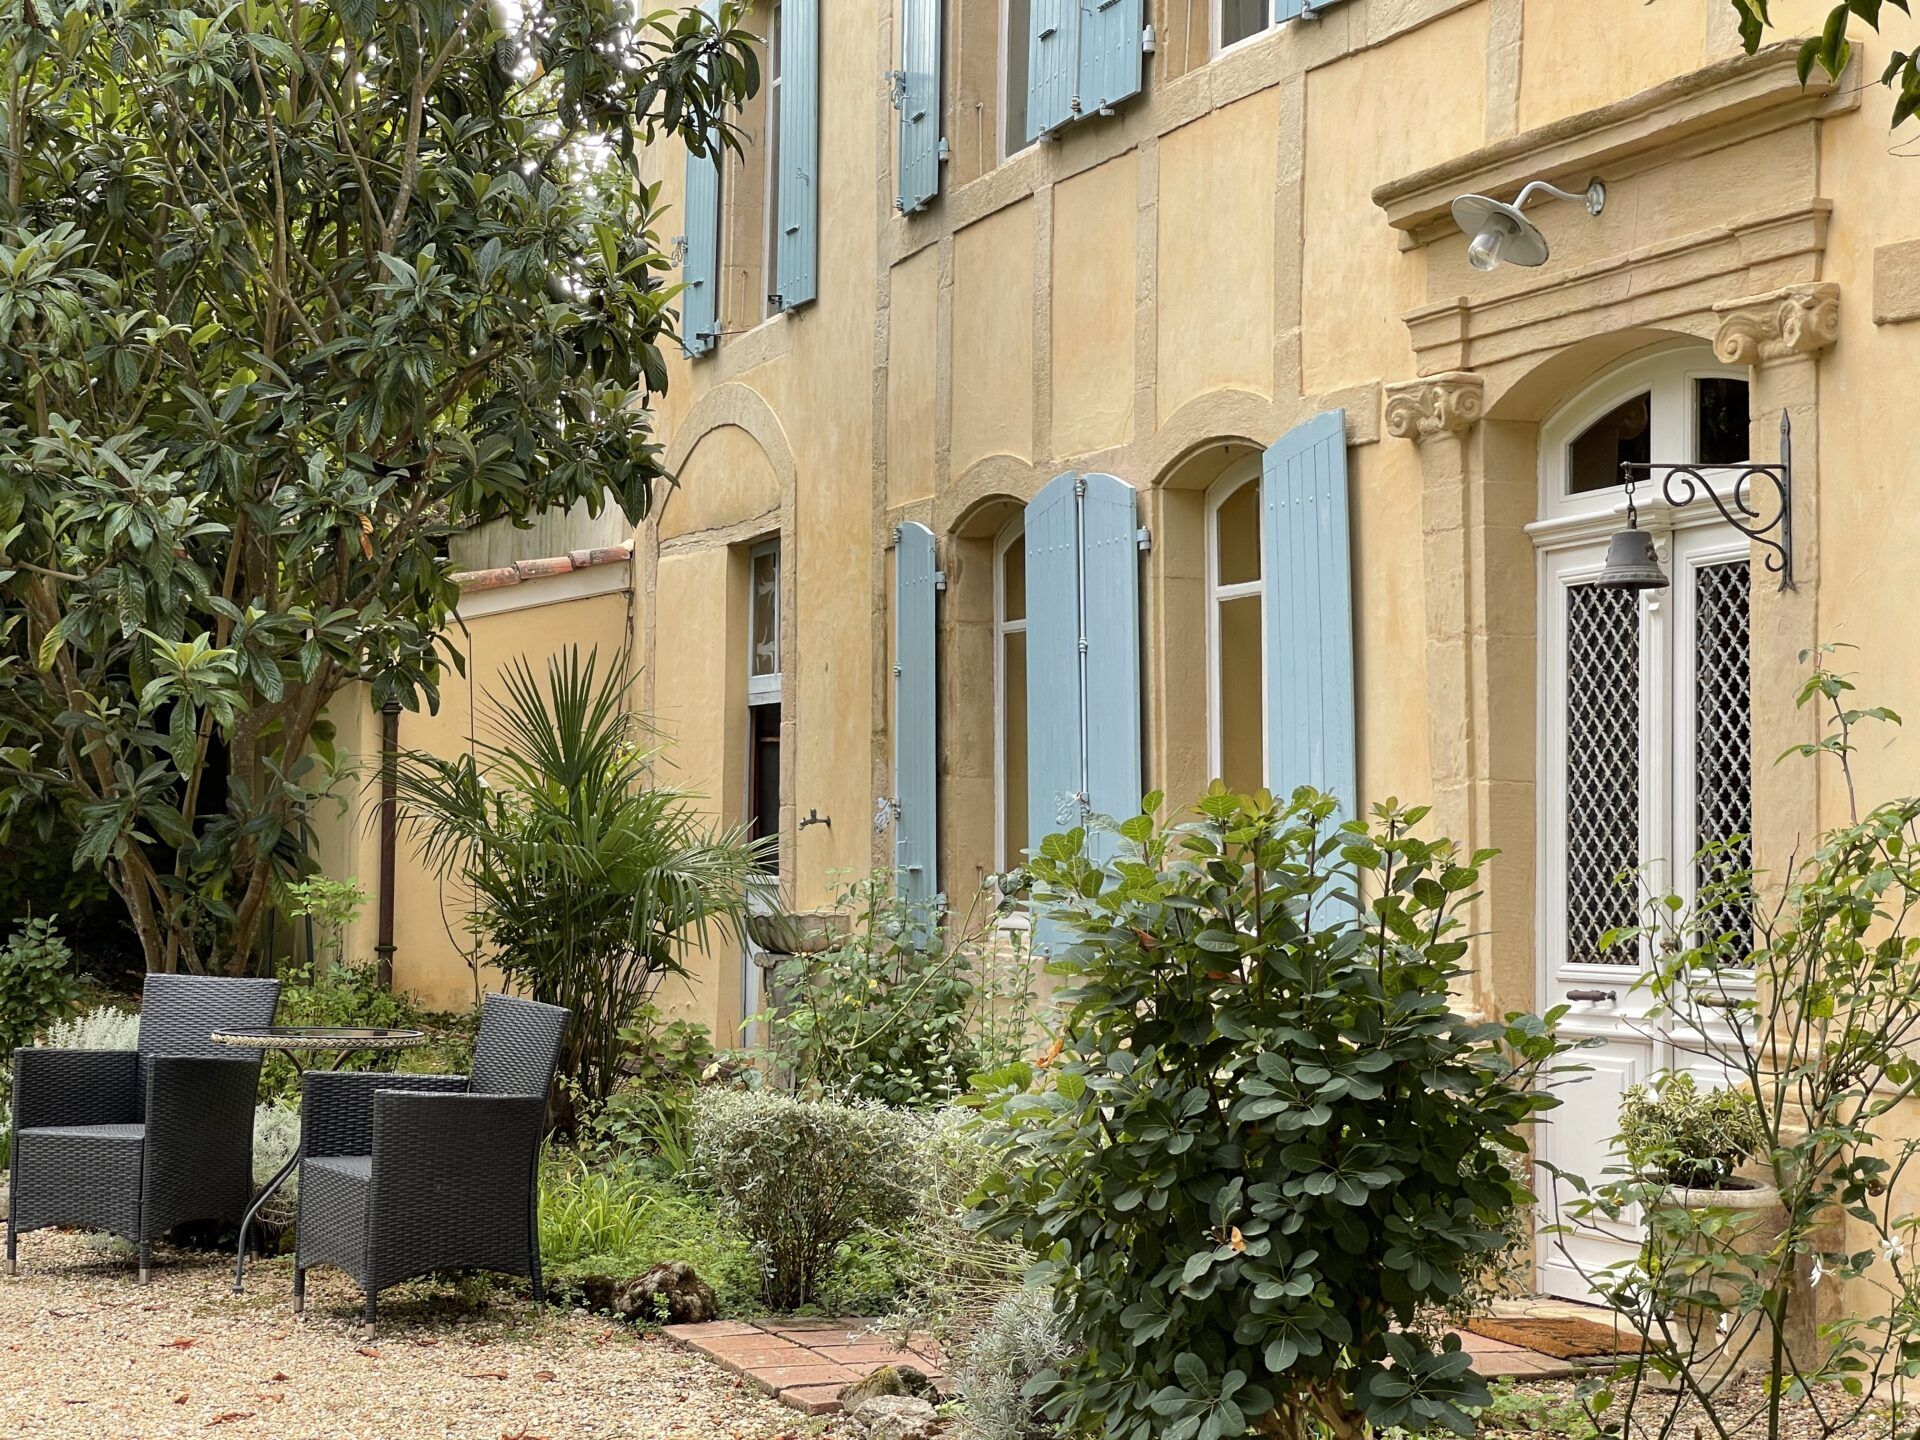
[{"xmin": 375, "ymin": 697, "xmax": 401, "ymax": 990}]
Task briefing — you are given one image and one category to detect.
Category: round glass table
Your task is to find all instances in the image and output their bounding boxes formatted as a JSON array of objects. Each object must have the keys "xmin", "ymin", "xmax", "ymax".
[{"xmin": 212, "ymin": 1025, "xmax": 429, "ymax": 1292}]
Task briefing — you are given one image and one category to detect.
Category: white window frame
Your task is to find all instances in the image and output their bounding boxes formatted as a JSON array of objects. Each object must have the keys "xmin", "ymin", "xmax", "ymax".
[
  {"xmin": 1210, "ymin": 0, "xmax": 1339, "ymax": 61},
  {"xmin": 747, "ymin": 538, "xmax": 782, "ymax": 707},
  {"xmin": 1531, "ymin": 345, "xmax": 1754, "ymax": 976},
  {"xmin": 997, "ymin": 0, "xmax": 1039, "ymax": 164},
  {"xmin": 994, "ymin": 516, "xmax": 1027, "ymax": 872},
  {"xmin": 1205, "ymin": 458, "xmax": 1266, "ymax": 787}
]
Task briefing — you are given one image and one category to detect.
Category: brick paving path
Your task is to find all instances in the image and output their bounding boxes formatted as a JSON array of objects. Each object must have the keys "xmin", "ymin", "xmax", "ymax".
[
  {"xmin": 662, "ymin": 1318, "xmax": 944, "ymax": 1416},
  {"xmin": 664, "ymin": 1313, "xmax": 1608, "ymax": 1417}
]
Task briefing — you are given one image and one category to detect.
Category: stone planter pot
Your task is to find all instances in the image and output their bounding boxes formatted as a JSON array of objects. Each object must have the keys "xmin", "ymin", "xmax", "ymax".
[
  {"xmin": 1652, "ymin": 1178, "xmax": 1785, "ymax": 1386},
  {"xmin": 746, "ymin": 910, "xmax": 848, "ymax": 958}
]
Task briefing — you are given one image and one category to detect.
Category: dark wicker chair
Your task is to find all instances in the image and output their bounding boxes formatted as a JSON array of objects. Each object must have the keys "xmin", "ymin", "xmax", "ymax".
[
  {"xmin": 293, "ymin": 992, "xmax": 568, "ymax": 1323},
  {"xmin": 6, "ymin": 973, "xmax": 281, "ymax": 1282}
]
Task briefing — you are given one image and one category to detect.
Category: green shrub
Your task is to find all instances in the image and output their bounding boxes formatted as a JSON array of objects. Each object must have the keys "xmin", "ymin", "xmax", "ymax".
[
  {"xmin": 692, "ymin": 1087, "xmax": 927, "ymax": 1309},
  {"xmin": 758, "ymin": 872, "xmax": 1038, "ymax": 1108},
  {"xmin": 1616, "ymin": 1070, "xmax": 1764, "ymax": 1190},
  {"xmin": 537, "ymin": 1154, "xmax": 761, "ymax": 1311},
  {"xmin": 40, "ymin": 1003, "xmax": 139, "ymax": 1051},
  {"xmin": 951, "ymin": 1286, "xmax": 1075, "ymax": 1440},
  {"xmin": 974, "ymin": 789, "xmax": 1573, "ymax": 1440},
  {"xmin": 0, "ymin": 917, "xmax": 81, "ymax": 1061},
  {"xmin": 619, "ymin": 1003, "xmax": 716, "ymax": 1091}
]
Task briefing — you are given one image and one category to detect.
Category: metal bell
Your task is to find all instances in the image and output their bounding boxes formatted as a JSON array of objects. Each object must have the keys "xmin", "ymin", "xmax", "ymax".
[{"xmin": 1594, "ymin": 525, "xmax": 1670, "ymax": 591}]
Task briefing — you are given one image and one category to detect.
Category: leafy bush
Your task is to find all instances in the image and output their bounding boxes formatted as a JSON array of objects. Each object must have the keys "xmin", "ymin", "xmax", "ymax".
[
  {"xmin": 619, "ymin": 1003, "xmax": 717, "ymax": 1091},
  {"xmin": 1616, "ymin": 1070, "xmax": 1764, "ymax": 1191},
  {"xmin": 951, "ymin": 1286, "xmax": 1076, "ymax": 1440},
  {"xmin": 692, "ymin": 1087, "xmax": 927, "ymax": 1309},
  {"xmin": 974, "ymin": 789, "xmax": 1572, "ymax": 1440},
  {"xmin": 537, "ymin": 1154, "xmax": 761, "ymax": 1312},
  {"xmin": 252, "ymin": 1103, "xmax": 303, "ymax": 1232},
  {"xmin": 758, "ymin": 872, "xmax": 1038, "ymax": 1108},
  {"xmin": 39, "ymin": 1002, "xmax": 138, "ymax": 1051},
  {"xmin": 399, "ymin": 648, "xmax": 769, "ymax": 1128},
  {"xmin": 0, "ymin": 917, "xmax": 81, "ymax": 1062}
]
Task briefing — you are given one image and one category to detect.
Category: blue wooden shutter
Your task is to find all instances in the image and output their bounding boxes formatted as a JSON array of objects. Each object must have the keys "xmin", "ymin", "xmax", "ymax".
[
  {"xmin": 1261, "ymin": 409, "xmax": 1357, "ymax": 817},
  {"xmin": 1076, "ymin": 0, "xmax": 1142, "ymax": 116},
  {"xmin": 1027, "ymin": 0, "xmax": 1075, "ymax": 136},
  {"xmin": 1077, "ymin": 473, "xmax": 1142, "ymax": 845},
  {"xmin": 775, "ymin": 0, "xmax": 818, "ymax": 308},
  {"xmin": 680, "ymin": 143, "xmax": 720, "ymax": 356},
  {"xmin": 1024, "ymin": 472, "xmax": 1082, "ymax": 855},
  {"xmin": 893, "ymin": 522, "xmax": 940, "ymax": 901},
  {"xmin": 1274, "ymin": 0, "xmax": 1305, "ymax": 20},
  {"xmin": 897, "ymin": 0, "xmax": 941, "ymax": 212}
]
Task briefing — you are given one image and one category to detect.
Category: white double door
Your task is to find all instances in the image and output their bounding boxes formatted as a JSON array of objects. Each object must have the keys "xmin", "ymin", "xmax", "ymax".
[{"xmin": 1533, "ymin": 522, "xmax": 1753, "ymax": 1301}]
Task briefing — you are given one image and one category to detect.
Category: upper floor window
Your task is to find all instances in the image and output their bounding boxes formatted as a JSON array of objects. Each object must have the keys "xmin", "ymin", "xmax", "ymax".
[
  {"xmin": 995, "ymin": 517, "xmax": 1029, "ymax": 870},
  {"xmin": 1212, "ymin": 0, "xmax": 1353, "ymax": 58},
  {"xmin": 761, "ymin": 1, "xmax": 784, "ymax": 323}
]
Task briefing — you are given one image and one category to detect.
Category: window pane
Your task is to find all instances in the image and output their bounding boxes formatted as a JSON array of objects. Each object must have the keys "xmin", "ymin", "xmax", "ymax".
[
  {"xmin": 1567, "ymin": 392, "xmax": 1651, "ymax": 495},
  {"xmin": 749, "ymin": 702, "xmax": 781, "ymax": 871},
  {"xmin": 1219, "ymin": 0, "xmax": 1268, "ymax": 48},
  {"xmin": 1695, "ymin": 377, "xmax": 1749, "ymax": 466},
  {"xmin": 1001, "ymin": 537, "xmax": 1026, "ymax": 624},
  {"xmin": 1564, "ymin": 583, "xmax": 1641, "ymax": 965},
  {"xmin": 1215, "ymin": 479, "xmax": 1261, "ymax": 587},
  {"xmin": 750, "ymin": 548, "xmax": 779, "ymax": 676},
  {"xmin": 1002, "ymin": 629, "xmax": 1029, "ymax": 864},
  {"xmin": 1694, "ymin": 560, "xmax": 1752, "ymax": 944},
  {"xmin": 1218, "ymin": 594, "xmax": 1263, "ymax": 794},
  {"xmin": 1005, "ymin": 0, "xmax": 1032, "ymax": 151}
]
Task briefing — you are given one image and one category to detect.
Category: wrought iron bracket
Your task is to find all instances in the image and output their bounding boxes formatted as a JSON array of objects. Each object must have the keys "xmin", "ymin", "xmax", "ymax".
[{"xmin": 1620, "ymin": 410, "xmax": 1794, "ymax": 592}]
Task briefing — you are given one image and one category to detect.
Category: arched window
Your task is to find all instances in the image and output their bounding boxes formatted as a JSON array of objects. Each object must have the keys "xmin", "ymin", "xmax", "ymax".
[
  {"xmin": 1533, "ymin": 344, "xmax": 1754, "ymax": 1300},
  {"xmin": 995, "ymin": 517, "xmax": 1028, "ymax": 870},
  {"xmin": 1206, "ymin": 460, "xmax": 1265, "ymax": 794}
]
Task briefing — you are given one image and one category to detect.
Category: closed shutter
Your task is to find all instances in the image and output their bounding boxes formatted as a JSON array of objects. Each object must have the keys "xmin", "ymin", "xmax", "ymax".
[
  {"xmin": 680, "ymin": 144, "xmax": 720, "ymax": 356},
  {"xmin": 897, "ymin": 0, "xmax": 942, "ymax": 212},
  {"xmin": 1077, "ymin": 473, "xmax": 1142, "ymax": 849},
  {"xmin": 1023, "ymin": 472, "xmax": 1083, "ymax": 853},
  {"xmin": 1076, "ymin": 0, "xmax": 1142, "ymax": 116},
  {"xmin": 893, "ymin": 522, "xmax": 940, "ymax": 901},
  {"xmin": 775, "ymin": 0, "xmax": 818, "ymax": 308},
  {"xmin": 1261, "ymin": 409, "xmax": 1357, "ymax": 818},
  {"xmin": 1026, "ymin": 0, "xmax": 1076, "ymax": 136}
]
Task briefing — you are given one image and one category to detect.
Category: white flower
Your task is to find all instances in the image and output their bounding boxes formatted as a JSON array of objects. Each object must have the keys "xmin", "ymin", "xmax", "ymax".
[
  {"xmin": 1885, "ymin": 1237, "xmax": 1905, "ymax": 1264},
  {"xmin": 1810, "ymin": 1257, "xmax": 1825, "ymax": 1288}
]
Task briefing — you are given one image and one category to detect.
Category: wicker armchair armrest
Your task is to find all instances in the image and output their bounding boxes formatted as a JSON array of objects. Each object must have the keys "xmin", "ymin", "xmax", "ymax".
[
  {"xmin": 301, "ymin": 1070, "xmax": 468, "ymax": 1159},
  {"xmin": 10, "ymin": 1048, "xmax": 139, "ymax": 1131}
]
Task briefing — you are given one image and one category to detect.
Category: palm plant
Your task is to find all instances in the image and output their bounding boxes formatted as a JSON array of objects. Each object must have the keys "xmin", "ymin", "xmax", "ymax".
[{"xmin": 396, "ymin": 646, "xmax": 769, "ymax": 1129}]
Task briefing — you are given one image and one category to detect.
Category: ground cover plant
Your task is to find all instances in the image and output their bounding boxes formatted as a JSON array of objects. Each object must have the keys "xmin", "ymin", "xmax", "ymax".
[
  {"xmin": 975, "ymin": 788, "xmax": 1575, "ymax": 1440},
  {"xmin": 0, "ymin": 0, "xmax": 759, "ymax": 976}
]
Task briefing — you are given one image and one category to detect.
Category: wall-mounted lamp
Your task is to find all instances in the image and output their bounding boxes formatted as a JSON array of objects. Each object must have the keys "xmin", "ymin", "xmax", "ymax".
[
  {"xmin": 1595, "ymin": 412, "xmax": 1796, "ymax": 593},
  {"xmin": 1450, "ymin": 178, "xmax": 1606, "ymax": 272}
]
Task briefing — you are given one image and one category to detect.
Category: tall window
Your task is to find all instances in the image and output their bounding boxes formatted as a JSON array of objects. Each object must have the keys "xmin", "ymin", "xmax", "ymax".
[
  {"xmin": 747, "ymin": 540, "xmax": 782, "ymax": 871},
  {"xmin": 761, "ymin": 1, "xmax": 783, "ymax": 321},
  {"xmin": 1207, "ymin": 463, "xmax": 1265, "ymax": 793},
  {"xmin": 1001, "ymin": 0, "xmax": 1033, "ymax": 156},
  {"xmin": 995, "ymin": 519, "xmax": 1028, "ymax": 869}
]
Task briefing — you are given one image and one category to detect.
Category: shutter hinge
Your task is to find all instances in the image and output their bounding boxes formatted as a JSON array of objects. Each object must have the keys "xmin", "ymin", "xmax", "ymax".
[
  {"xmin": 937, "ymin": 137, "xmax": 951, "ymax": 162},
  {"xmin": 892, "ymin": 663, "xmax": 903, "ymax": 677},
  {"xmin": 1142, "ymin": 22, "xmax": 1156, "ymax": 51},
  {"xmin": 1299, "ymin": 0, "xmax": 1323, "ymax": 17},
  {"xmin": 884, "ymin": 69, "xmax": 907, "ymax": 109},
  {"xmin": 1136, "ymin": 525, "xmax": 1152, "ymax": 553},
  {"xmin": 873, "ymin": 796, "xmax": 895, "ymax": 833},
  {"xmin": 890, "ymin": 523, "xmax": 901, "ymax": 544},
  {"xmin": 669, "ymin": 235, "xmax": 689, "ymax": 264},
  {"xmin": 933, "ymin": 570, "xmax": 948, "ymax": 591}
]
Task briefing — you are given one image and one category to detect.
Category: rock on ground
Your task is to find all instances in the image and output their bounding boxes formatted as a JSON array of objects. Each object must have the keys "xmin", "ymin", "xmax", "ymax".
[
  {"xmin": 848, "ymin": 1393, "xmax": 942, "ymax": 1440},
  {"xmin": 839, "ymin": 1362, "xmax": 938, "ymax": 1408},
  {"xmin": 0, "ymin": 1231, "xmax": 835, "ymax": 1439}
]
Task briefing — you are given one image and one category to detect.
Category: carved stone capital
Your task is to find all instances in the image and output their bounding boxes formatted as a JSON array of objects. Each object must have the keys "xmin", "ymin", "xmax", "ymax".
[
  {"xmin": 1712, "ymin": 282, "xmax": 1839, "ymax": 365},
  {"xmin": 1384, "ymin": 372, "xmax": 1486, "ymax": 442}
]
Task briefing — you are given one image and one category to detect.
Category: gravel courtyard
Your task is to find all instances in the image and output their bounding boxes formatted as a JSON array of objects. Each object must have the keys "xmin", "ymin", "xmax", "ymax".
[{"xmin": 0, "ymin": 1231, "xmax": 830, "ymax": 1439}]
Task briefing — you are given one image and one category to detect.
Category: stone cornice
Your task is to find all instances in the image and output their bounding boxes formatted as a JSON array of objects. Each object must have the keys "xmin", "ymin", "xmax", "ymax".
[
  {"xmin": 1712, "ymin": 282, "xmax": 1840, "ymax": 365},
  {"xmin": 1384, "ymin": 372, "xmax": 1486, "ymax": 441},
  {"xmin": 1373, "ymin": 40, "xmax": 1857, "ymax": 248}
]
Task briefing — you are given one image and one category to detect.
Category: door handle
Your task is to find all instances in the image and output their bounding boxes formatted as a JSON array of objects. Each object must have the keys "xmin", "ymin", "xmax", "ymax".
[{"xmin": 1566, "ymin": 989, "xmax": 1617, "ymax": 1003}]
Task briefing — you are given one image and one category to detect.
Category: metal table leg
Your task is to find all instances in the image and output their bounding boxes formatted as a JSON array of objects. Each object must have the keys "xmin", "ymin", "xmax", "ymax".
[{"xmin": 233, "ymin": 1048, "xmax": 303, "ymax": 1295}]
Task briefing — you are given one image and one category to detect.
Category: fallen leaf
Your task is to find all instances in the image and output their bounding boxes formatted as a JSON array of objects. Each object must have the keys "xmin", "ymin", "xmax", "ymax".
[
  {"xmin": 163, "ymin": 1337, "xmax": 197, "ymax": 1349},
  {"xmin": 462, "ymin": 1370, "xmax": 510, "ymax": 1381},
  {"xmin": 173, "ymin": 1394, "xmax": 189, "ymax": 1405},
  {"xmin": 409, "ymin": 1337, "xmax": 440, "ymax": 1348},
  {"xmin": 206, "ymin": 1413, "xmax": 255, "ymax": 1427},
  {"xmin": 530, "ymin": 1370, "xmax": 557, "ymax": 1382},
  {"xmin": 354, "ymin": 1346, "xmax": 380, "ymax": 1358},
  {"xmin": 266, "ymin": 1372, "xmax": 290, "ymax": 1383}
]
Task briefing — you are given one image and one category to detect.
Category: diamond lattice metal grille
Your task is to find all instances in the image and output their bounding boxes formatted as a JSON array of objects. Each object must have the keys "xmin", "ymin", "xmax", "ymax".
[
  {"xmin": 1565, "ymin": 583, "xmax": 1641, "ymax": 966},
  {"xmin": 1694, "ymin": 560, "xmax": 1752, "ymax": 941}
]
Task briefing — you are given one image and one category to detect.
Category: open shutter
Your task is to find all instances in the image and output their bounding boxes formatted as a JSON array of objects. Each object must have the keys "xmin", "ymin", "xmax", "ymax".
[
  {"xmin": 1274, "ymin": 0, "xmax": 1305, "ymax": 20},
  {"xmin": 897, "ymin": 0, "xmax": 941, "ymax": 212},
  {"xmin": 1078, "ymin": 473, "xmax": 1142, "ymax": 846},
  {"xmin": 680, "ymin": 145, "xmax": 720, "ymax": 356},
  {"xmin": 893, "ymin": 522, "xmax": 940, "ymax": 901},
  {"xmin": 1261, "ymin": 409, "xmax": 1357, "ymax": 817},
  {"xmin": 775, "ymin": 0, "xmax": 818, "ymax": 308},
  {"xmin": 1024, "ymin": 472, "xmax": 1083, "ymax": 853},
  {"xmin": 1027, "ymin": 0, "xmax": 1076, "ymax": 136},
  {"xmin": 1076, "ymin": 0, "xmax": 1142, "ymax": 116}
]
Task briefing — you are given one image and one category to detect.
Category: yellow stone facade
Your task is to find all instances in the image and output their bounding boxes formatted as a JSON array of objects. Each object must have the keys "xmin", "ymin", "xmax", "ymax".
[{"xmin": 327, "ymin": 2, "xmax": 1920, "ymax": 1299}]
